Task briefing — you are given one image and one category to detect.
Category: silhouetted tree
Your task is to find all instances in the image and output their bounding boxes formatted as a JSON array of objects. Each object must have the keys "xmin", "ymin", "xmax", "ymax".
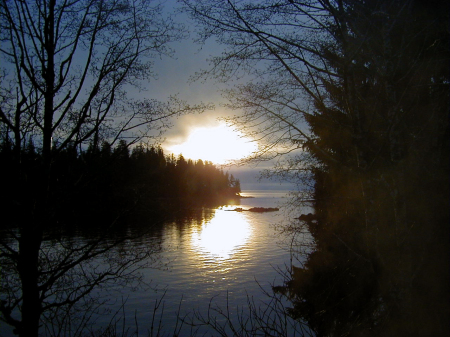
[
  {"xmin": 0, "ymin": 1, "xmax": 210, "ymax": 336},
  {"xmin": 182, "ymin": 0, "xmax": 449, "ymax": 335},
  {"xmin": 228, "ymin": 174, "xmax": 241, "ymax": 195}
]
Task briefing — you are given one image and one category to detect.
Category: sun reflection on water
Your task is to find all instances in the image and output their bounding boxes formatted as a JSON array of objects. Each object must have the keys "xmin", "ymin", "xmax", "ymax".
[{"xmin": 191, "ymin": 209, "xmax": 252, "ymax": 261}]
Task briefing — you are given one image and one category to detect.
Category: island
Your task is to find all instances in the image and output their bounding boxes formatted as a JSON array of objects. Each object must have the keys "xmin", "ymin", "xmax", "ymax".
[{"xmin": 227, "ymin": 207, "xmax": 279, "ymax": 212}]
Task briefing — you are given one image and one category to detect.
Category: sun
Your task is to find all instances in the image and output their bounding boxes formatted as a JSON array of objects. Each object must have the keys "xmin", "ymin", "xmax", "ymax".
[{"xmin": 167, "ymin": 124, "xmax": 257, "ymax": 164}]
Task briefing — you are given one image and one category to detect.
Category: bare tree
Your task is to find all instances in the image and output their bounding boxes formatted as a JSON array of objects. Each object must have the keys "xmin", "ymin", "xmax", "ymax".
[
  {"xmin": 0, "ymin": 0, "xmax": 208, "ymax": 155},
  {"xmin": 181, "ymin": 0, "xmax": 447, "ymax": 176},
  {"xmin": 0, "ymin": 1, "xmax": 209, "ymax": 336},
  {"xmin": 182, "ymin": 0, "xmax": 329, "ymax": 157},
  {"xmin": 181, "ymin": 0, "xmax": 449, "ymax": 335}
]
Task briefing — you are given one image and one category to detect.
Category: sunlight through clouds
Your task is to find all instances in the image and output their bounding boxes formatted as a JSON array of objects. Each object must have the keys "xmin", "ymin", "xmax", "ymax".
[{"xmin": 167, "ymin": 123, "xmax": 257, "ymax": 164}]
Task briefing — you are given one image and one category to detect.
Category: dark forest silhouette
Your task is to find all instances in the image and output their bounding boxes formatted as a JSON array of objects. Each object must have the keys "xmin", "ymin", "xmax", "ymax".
[
  {"xmin": 0, "ymin": 139, "xmax": 241, "ymax": 336},
  {"xmin": 0, "ymin": 140, "xmax": 241, "ymax": 230},
  {"xmin": 0, "ymin": 0, "xmax": 221, "ymax": 335},
  {"xmin": 183, "ymin": 0, "xmax": 449, "ymax": 336}
]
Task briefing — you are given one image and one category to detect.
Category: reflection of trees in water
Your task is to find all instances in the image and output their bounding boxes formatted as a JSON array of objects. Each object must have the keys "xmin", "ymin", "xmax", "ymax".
[{"xmin": 173, "ymin": 208, "xmax": 217, "ymax": 228}]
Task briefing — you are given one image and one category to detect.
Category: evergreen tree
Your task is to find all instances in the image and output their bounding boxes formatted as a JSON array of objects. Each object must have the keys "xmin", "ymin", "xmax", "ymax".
[{"xmin": 182, "ymin": 0, "xmax": 449, "ymax": 335}]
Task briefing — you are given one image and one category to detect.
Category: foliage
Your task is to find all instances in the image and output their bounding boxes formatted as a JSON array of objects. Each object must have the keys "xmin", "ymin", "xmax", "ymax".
[
  {"xmin": 77, "ymin": 141, "xmax": 242, "ymax": 219},
  {"xmin": 182, "ymin": 0, "xmax": 449, "ymax": 335},
  {"xmin": 294, "ymin": 1, "xmax": 449, "ymax": 335}
]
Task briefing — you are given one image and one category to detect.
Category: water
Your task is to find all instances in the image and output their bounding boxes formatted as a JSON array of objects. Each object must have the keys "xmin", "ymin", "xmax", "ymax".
[
  {"xmin": 117, "ymin": 190, "xmax": 312, "ymax": 335},
  {"xmin": 0, "ymin": 190, "xmax": 314, "ymax": 336}
]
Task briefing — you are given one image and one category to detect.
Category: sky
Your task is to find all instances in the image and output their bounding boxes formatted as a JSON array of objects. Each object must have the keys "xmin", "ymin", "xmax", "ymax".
[{"xmin": 141, "ymin": 1, "xmax": 294, "ymax": 190}]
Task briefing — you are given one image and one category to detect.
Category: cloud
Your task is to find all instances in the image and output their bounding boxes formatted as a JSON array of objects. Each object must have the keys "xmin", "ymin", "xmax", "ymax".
[
  {"xmin": 163, "ymin": 107, "xmax": 240, "ymax": 146},
  {"xmin": 144, "ymin": 22, "xmax": 234, "ymax": 149},
  {"xmin": 165, "ymin": 122, "xmax": 258, "ymax": 164}
]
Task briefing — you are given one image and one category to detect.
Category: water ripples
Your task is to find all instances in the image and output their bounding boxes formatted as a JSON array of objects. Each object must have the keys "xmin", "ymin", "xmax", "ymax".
[{"xmin": 99, "ymin": 190, "xmax": 312, "ymax": 333}]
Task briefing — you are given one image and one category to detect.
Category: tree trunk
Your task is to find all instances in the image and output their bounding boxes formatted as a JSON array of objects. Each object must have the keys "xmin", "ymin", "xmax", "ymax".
[{"xmin": 42, "ymin": 0, "xmax": 56, "ymax": 167}]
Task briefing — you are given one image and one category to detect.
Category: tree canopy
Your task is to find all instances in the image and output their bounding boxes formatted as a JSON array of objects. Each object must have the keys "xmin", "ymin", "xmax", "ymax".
[{"xmin": 182, "ymin": 0, "xmax": 449, "ymax": 335}]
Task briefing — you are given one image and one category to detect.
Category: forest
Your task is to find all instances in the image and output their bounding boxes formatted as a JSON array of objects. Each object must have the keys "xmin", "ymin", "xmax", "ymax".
[
  {"xmin": 0, "ymin": 140, "xmax": 241, "ymax": 231},
  {"xmin": 182, "ymin": 0, "xmax": 449, "ymax": 335}
]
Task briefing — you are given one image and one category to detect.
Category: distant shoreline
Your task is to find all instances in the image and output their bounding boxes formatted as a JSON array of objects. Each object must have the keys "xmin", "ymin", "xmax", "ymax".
[{"xmin": 226, "ymin": 207, "xmax": 279, "ymax": 213}]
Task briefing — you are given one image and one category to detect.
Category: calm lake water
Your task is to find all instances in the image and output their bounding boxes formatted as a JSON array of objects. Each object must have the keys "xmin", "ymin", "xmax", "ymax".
[
  {"xmin": 114, "ymin": 190, "xmax": 313, "ymax": 335},
  {"xmin": 0, "ymin": 190, "xmax": 314, "ymax": 336}
]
